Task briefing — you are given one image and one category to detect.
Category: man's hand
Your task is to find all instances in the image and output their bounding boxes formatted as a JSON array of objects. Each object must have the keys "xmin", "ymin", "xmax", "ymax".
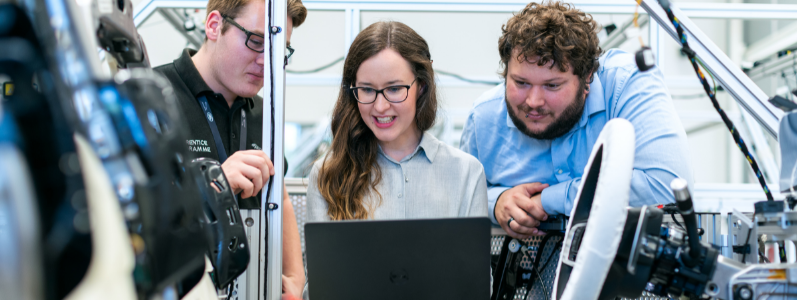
[
  {"xmin": 281, "ymin": 274, "xmax": 303, "ymax": 300},
  {"xmin": 221, "ymin": 150, "xmax": 274, "ymax": 198},
  {"xmin": 495, "ymin": 182, "xmax": 549, "ymax": 239}
]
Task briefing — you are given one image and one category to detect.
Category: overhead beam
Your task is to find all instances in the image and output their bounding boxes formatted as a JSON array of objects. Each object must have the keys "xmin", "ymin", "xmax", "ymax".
[
  {"xmin": 157, "ymin": 8, "xmax": 204, "ymax": 48},
  {"xmin": 134, "ymin": 0, "xmax": 797, "ymax": 27},
  {"xmin": 743, "ymin": 21, "xmax": 797, "ymax": 63},
  {"xmin": 746, "ymin": 52, "xmax": 797, "ymax": 81},
  {"xmin": 601, "ymin": 16, "xmax": 649, "ymax": 50},
  {"xmin": 640, "ymin": 0, "xmax": 784, "ymax": 138}
]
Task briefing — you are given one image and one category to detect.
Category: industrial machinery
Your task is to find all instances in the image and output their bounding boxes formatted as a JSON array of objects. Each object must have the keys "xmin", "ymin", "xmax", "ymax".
[{"xmin": 0, "ymin": 0, "xmax": 250, "ymax": 298}]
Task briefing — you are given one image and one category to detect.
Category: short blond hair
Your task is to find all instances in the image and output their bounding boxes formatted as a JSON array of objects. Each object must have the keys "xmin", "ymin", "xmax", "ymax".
[
  {"xmin": 206, "ymin": 0, "xmax": 307, "ymax": 35},
  {"xmin": 288, "ymin": 0, "xmax": 307, "ymax": 27},
  {"xmin": 206, "ymin": 0, "xmax": 250, "ymax": 35}
]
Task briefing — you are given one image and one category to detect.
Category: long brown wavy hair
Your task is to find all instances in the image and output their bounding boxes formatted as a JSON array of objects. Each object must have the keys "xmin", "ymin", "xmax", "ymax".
[{"xmin": 316, "ymin": 21, "xmax": 438, "ymax": 220}]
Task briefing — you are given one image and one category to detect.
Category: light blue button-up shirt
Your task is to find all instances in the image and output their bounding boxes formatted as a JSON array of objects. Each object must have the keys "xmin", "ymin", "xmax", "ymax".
[{"xmin": 460, "ymin": 49, "xmax": 693, "ymax": 224}]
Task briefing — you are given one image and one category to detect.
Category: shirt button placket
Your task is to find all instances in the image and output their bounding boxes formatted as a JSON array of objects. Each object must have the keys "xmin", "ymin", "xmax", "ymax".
[{"xmin": 398, "ymin": 165, "xmax": 404, "ymax": 198}]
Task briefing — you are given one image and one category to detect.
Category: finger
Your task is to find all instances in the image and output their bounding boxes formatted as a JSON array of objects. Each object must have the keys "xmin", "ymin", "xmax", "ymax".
[
  {"xmin": 509, "ymin": 204, "xmax": 541, "ymax": 228},
  {"xmin": 509, "ymin": 220, "xmax": 538, "ymax": 236},
  {"xmin": 228, "ymin": 171, "xmax": 255, "ymax": 198},
  {"xmin": 523, "ymin": 182, "xmax": 549, "ymax": 195},
  {"xmin": 238, "ymin": 164, "xmax": 264, "ymax": 197},
  {"xmin": 210, "ymin": 182, "xmax": 221, "ymax": 193},
  {"xmin": 237, "ymin": 151, "xmax": 275, "ymax": 177},
  {"xmin": 239, "ymin": 179, "xmax": 255, "ymax": 199},
  {"xmin": 527, "ymin": 198, "xmax": 549, "ymax": 222},
  {"xmin": 516, "ymin": 196, "xmax": 548, "ymax": 222}
]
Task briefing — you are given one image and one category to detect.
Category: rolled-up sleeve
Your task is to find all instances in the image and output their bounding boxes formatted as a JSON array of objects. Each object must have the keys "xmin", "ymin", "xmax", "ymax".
[{"xmin": 540, "ymin": 177, "xmax": 580, "ymax": 216}]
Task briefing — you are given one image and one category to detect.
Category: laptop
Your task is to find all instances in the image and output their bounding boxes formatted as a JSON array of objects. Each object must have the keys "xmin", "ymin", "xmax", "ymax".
[{"xmin": 305, "ymin": 217, "xmax": 491, "ymax": 300}]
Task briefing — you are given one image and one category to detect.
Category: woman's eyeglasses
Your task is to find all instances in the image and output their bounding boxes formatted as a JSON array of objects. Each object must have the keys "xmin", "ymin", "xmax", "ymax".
[{"xmin": 350, "ymin": 79, "xmax": 417, "ymax": 104}]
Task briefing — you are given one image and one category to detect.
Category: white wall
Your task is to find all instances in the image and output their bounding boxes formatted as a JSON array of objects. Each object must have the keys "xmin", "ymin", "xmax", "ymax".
[{"xmin": 132, "ymin": 0, "xmax": 796, "ymax": 185}]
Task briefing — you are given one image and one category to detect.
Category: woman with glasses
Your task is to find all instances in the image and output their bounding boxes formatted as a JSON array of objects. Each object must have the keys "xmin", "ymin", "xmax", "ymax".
[{"xmin": 306, "ymin": 21, "xmax": 488, "ymax": 222}]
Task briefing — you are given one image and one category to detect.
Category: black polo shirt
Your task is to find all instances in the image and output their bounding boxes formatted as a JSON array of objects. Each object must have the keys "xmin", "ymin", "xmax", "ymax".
[{"xmin": 155, "ymin": 48, "xmax": 283, "ymax": 209}]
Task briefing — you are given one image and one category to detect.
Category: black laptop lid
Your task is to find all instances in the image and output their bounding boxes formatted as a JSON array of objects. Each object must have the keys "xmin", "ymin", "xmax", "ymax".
[{"xmin": 305, "ymin": 217, "xmax": 491, "ymax": 300}]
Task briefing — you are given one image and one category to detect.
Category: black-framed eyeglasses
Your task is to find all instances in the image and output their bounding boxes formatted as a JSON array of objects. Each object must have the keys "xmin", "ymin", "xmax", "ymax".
[
  {"xmin": 350, "ymin": 79, "xmax": 417, "ymax": 104},
  {"xmin": 222, "ymin": 15, "xmax": 265, "ymax": 53}
]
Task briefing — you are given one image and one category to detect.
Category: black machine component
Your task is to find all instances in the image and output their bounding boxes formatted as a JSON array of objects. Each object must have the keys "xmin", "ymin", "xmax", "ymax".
[
  {"xmin": 768, "ymin": 95, "xmax": 797, "ymax": 112},
  {"xmin": 5, "ymin": 0, "xmax": 253, "ymax": 296},
  {"xmin": 94, "ymin": 0, "xmax": 150, "ymax": 68},
  {"xmin": 635, "ymin": 46, "xmax": 656, "ymax": 72},
  {"xmin": 190, "ymin": 158, "xmax": 250, "ymax": 288},
  {"xmin": 109, "ymin": 69, "xmax": 212, "ymax": 296},
  {"xmin": 0, "ymin": 4, "xmax": 96, "ymax": 299},
  {"xmin": 492, "ymin": 237, "xmax": 524, "ymax": 300},
  {"xmin": 538, "ymin": 215, "xmax": 568, "ymax": 232},
  {"xmin": 490, "ymin": 215, "xmax": 568, "ymax": 299},
  {"xmin": 600, "ymin": 180, "xmax": 718, "ymax": 300}
]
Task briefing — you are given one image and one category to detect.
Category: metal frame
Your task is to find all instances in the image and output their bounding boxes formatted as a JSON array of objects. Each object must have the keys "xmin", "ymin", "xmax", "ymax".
[
  {"xmin": 639, "ymin": 0, "xmax": 786, "ymax": 138},
  {"xmin": 746, "ymin": 52, "xmax": 797, "ymax": 82},
  {"xmin": 260, "ymin": 1, "xmax": 287, "ymax": 299},
  {"xmin": 134, "ymin": 0, "xmax": 797, "ymax": 26},
  {"xmin": 158, "ymin": 8, "xmax": 205, "ymax": 48}
]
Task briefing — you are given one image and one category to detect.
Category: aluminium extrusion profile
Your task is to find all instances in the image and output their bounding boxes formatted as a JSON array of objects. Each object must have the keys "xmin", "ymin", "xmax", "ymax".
[
  {"xmin": 745, "ymin": 52, "xmax": 798, "ymax": 82},
  {"xmin": 638, "ymin": 0, "xmax": 785, "ymax": 138},
  {"xmin": 260, "ymin": 0, "xmax": 287, "ymax": 299}
]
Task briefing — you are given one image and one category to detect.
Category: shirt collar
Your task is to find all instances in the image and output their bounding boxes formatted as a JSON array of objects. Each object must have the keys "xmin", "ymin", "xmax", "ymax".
[
  {"xmin": 174, "ymin": 48, "xmax": 255, "ymax": 109},
  {"xmin": 417, "ymin": 132, "xmax": 440, "ymax": 163},
  {"xmin": 378, "ymin": 132, "xmax": 440, "ymax": 164},
  {"xmin": 504, "ymin": 73, "xmax": 606, "ymax": 130},
  {"xmin": 579, "ymin": 73, "xmax": 606, "ymax": 127}
]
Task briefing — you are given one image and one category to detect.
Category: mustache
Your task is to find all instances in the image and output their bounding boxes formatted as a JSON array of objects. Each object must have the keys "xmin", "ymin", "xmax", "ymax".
[{"xmin": 517, "ymin": 104, "xmax": 553, "ymax": 117}]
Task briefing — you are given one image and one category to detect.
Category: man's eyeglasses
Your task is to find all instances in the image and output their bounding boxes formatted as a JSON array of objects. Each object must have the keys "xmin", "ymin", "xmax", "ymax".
[
  {"xmin": 350, "ymin": 79, "xmax": 417, "ymax": 104},
  {"xmin": 222, "ymin": 15, "xmax": 265, "ymax": 53},
  {"xmin": 285, "ymin": 45, "xmax": 295, "ymax": 66}
]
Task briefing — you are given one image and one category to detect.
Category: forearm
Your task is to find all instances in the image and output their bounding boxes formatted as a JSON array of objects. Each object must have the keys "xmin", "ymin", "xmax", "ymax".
[{"xmin": 281, "ymin": 188, "xmax": 305, "ymax": 288}]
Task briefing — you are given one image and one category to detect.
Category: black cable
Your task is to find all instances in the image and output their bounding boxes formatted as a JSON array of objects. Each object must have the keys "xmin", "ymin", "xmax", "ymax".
[
  {"xmin": 523, "ymin": 247, "xmax": 549, "ymax": 300},
  {"xmin": 226, "ymin": 281, "xmax": 234, "ymax": 300},
  {"xmin": 538, "ymin": 241, "xmax": 563, "ymax": 274},
  {"xmin": 262, "ymin": 0, "xmax": 275, "ymax": 298},
  {"xmin": 758, "ymin": 249, "xmax": 771, "ymax": 263},
  {"xmin": 670, "ymin": 212, "xmax": 686, "ymax": 230},
  {"xmin": 660, "ymin": 2, "xmax": 773, "ymax": 201},
  {"xmin": 522, "ymin": 232, "xmax": 564, "ymax": 300},
  {"xmin": 740, "ymin": 227, "xmax": 753, "ymax": 263},
  {"xmin": 286, "ymin": 57, "xmax": 344, "ymax": 74}
]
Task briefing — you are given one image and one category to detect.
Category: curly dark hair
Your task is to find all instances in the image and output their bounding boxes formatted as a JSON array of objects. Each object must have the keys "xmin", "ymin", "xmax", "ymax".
[{"xmin": 499, "ymin": 1, "xmax": 603, "ymax": 82}]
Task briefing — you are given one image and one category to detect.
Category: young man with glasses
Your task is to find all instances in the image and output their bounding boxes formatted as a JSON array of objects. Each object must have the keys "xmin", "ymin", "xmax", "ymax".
[{"xmin": 154, "ymin": 0, "xmax": 307, "ymax": 298}]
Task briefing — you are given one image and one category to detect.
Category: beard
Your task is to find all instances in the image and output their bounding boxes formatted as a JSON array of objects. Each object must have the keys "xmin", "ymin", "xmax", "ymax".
[{"xmin": 506, "ymin": 86, "xmax": 586, "ymax": 140}]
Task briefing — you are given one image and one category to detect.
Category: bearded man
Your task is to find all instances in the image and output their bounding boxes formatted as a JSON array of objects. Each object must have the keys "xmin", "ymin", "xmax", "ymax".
[{"xmin": 460, "ymin": 1, "xmax": 693, "ymax": 239}]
